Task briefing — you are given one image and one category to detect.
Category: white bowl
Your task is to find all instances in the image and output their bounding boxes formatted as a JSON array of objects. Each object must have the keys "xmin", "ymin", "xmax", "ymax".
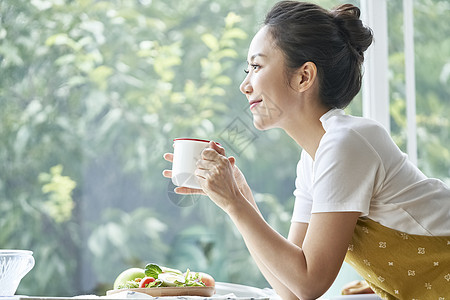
[{"xmin": 0, "ymin": 250, "xmax": 35, "ymax": 296}]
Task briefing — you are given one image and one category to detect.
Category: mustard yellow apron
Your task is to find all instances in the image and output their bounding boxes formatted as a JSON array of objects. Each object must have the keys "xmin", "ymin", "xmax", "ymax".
[{"xmin": 345, "ymin": 217, "xmax": 450, "ymax": 299}]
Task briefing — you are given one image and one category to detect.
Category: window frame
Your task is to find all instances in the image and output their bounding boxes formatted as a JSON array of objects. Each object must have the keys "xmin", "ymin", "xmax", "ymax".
[{"xmin": 360, "ymin": 0, "xmax": 418, "ymax": 165}]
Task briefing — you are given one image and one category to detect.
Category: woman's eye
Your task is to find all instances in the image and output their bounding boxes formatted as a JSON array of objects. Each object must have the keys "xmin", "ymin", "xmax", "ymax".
[
  {"xmin": 251, "ymin": 64, "xmax": 260, "ymax": 70},
  {"xmin": 244, "ymin": 64, "xmax": 261, "ymax": 74}
]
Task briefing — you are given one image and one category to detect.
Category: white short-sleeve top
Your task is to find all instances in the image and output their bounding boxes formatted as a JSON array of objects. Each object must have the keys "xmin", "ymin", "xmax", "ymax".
[{"xmin": 291, "ymin": 108, "xmax": 450, "ymax": 236}]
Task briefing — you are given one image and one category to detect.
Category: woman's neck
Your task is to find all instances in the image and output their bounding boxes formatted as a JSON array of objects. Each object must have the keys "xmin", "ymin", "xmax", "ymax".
[{"xmin": 284, "ymin": 106, "xmax": 329, "ymax": 160}]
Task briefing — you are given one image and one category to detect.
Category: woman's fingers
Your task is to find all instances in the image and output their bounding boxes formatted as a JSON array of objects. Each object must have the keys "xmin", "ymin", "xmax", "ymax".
[
  {"xmin": 162, "ymin": 169, "xmax": 172, "ymax": 178},
  {"xmin": 196, "ymin": 151, "xmax": 233, "ymax": 189},
  {"xmin": 164, "ymin": 142, "xmax": 236, "ymax": 199},
  {"xmin": 163, "ymin": 151, "xmax": 207, "ymax": 195},
  {"xmin": 209, "ymin": 141, "xmax": 225, "ymax": 156},
  {"xmin": 228, "ymin": 156, "xmax": 236, "ymax": 167},
  {"xmin": 341, "ymin": 280, "xmax": 374, "ymax": 295},
  {"xmin": 163, "ymin": 153, "xmax": 174, "ymax": 162},
  {"xmin": 201, "ymin": 147, "xmax": 223, "ymax": 162},
  {"xmin": 194, "ymin": 168, "xmax": 208, "ymax": 180},
  {"xmin": 197, "ymin": 151, "xmax": 229, "ymax": 171},
  {"xmin": 174, "ymin": 186, "xmax": 206, "ymax": 195},
  {"xmin": 163, "ymin": 153, "xmax": 174, "ymax": 178}
]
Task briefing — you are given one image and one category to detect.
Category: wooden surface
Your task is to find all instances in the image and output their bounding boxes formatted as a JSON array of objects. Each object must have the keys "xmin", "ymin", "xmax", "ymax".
[{"xmin": 106, "ymin": 286, "xmax": 215, "ymax": 297}]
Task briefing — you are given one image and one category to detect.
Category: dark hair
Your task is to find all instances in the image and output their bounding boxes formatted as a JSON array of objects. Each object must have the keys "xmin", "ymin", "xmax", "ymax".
[{"xmin": 264, "ymin": 1, "xmax": 373, "ymax": 109}]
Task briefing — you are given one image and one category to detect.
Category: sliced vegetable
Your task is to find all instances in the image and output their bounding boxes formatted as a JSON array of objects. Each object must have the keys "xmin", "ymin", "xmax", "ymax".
[
  {"xmin": 161, "ymin": 266, "xmax": 183, "ymax": 275},
  {"xmin": 117, "ymin": 280, "xmax": 140, "ymax": 289},
  {"xmin": 183, "ymin": 270, "xmax": 205, "ymax": 287},
  {"xmin": 198, "ymin": 272, "xmax": 215, "ymax": 287},
  {"xmin": 158, "ymin": 272, "xmax": 186, "ymax": 287},
  {"xmin": 139, "ymin": 276, "xmax": 156, "ymax": 288},
  {"xmin": 113, "ymin": 267, "xmax": 145, "ymax": 289}
]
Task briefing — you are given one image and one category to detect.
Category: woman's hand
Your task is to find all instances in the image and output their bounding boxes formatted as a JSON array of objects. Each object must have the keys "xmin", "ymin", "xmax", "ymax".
[
  {"xmin": 210, "ymin": 144, "xmax": 248, "ymax": 192},
  {"xmin": 195, "ymin": 142, "xmax": 243, "ymax": 212},
  {"xmin": 162, "ymin": 153, "xmax": 206, "ymax": 195},
  {"xmin": 162, "ymin": 142, "xmax": 247, "ymax": 196},
  {"xmin": 163, "ymin": 141, "xmax": 254, "ymax": 213},
  {"xmin": 341, "ymin": 280, "xmax": 374, "ymax": 295}
]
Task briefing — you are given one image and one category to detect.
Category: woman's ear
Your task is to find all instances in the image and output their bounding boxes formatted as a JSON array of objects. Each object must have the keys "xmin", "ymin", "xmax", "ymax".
[{"xmin": 293, "ymin": 61, "xmax": 318, "ymax": 92}]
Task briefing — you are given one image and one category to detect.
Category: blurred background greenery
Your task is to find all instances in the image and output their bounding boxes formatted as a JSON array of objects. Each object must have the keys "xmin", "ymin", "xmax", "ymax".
[{"xmin": 0, "ymin": 0, "xmax": 448, "ymax": 297}]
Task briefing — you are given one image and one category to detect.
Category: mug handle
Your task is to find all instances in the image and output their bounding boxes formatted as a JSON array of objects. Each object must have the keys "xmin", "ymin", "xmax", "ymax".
[{"xmin": 19, "ymin": 255, "xmax": 35, "ymax": 278}]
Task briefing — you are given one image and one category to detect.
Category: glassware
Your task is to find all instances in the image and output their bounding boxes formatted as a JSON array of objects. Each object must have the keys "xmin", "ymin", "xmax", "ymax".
[{"xmin": 0, "ymin": 250, "xmax": 35, "ymax": 296}]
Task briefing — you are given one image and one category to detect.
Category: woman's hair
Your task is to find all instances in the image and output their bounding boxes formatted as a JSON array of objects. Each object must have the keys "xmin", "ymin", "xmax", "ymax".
[{"xmin": 264, "ymin": 1, "xmax": 373, "ymax": 109}]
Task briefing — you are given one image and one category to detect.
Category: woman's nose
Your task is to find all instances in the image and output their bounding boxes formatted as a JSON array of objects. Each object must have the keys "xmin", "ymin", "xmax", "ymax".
[{"xmin": 239, "ymin": 77, "xmax": 252, "ymax": 95}]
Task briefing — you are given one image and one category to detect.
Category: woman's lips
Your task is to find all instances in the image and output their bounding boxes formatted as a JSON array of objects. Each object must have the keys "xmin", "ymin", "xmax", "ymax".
[{"xmin": 249, "ymin": 99, "xmax": 263, "ymax": 110}]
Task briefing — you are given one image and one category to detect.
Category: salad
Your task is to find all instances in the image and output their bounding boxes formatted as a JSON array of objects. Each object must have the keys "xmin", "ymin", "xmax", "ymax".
[{"xmin": 115, "ymin": 263, "xmax": 215, "ymax": 290}]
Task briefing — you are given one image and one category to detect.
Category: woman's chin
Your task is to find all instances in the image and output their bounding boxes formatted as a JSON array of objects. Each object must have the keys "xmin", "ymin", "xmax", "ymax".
[{"xmin": 253, "ymin": 118, "xmax": 274, "ymax": 131}]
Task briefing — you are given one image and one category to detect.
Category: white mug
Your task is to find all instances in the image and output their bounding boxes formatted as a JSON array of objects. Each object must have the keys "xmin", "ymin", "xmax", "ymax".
[{"xmin": 171, "ymin": 138, "xmax": 210, "ymax": 189}]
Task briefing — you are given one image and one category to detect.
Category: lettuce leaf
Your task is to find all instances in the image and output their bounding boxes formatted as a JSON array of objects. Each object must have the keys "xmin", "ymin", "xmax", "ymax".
[{"xmin": 145, "ymin": 263, "xmax": 163, "ymax": 278}]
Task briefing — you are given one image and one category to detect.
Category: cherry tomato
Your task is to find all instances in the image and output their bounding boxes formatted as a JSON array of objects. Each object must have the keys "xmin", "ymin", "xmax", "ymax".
[
  {"xmin": 198, "ymin": 272, "xmax": 215, "ymax": 287},
  {"xmin": 139, "ymin": 276, "xmax": 156, "ymax": 288}
]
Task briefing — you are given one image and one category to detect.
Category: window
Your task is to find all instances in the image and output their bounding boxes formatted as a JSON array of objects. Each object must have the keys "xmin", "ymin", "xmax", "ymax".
[
  {"xmin": 0, "ymin": 0, "xmax": 448, "ymax": 298},
  {"xmin": 387, "ymin": 0, "xmax": 450, "ymax": 183}
]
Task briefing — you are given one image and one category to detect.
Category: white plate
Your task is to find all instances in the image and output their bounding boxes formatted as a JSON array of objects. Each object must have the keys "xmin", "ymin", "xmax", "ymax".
[
  {"xmin": 214, "ymin": 282, "xmax": 273, "ymax": 299},
  {"xmin": 329, "ymin": 294, "xmax": 381, "ymax": 300}
]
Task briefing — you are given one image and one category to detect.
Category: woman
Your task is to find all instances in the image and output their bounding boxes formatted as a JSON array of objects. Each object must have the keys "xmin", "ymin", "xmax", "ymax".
[{"xmin": 163, "ymin": 1, "xmax": 450, "ymax": 299}]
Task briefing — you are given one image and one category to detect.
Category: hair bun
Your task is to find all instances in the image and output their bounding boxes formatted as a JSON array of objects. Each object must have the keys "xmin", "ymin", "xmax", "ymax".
[{"xmin": 331, "ymin": 4, "xmax": 373, "ymax": 60}]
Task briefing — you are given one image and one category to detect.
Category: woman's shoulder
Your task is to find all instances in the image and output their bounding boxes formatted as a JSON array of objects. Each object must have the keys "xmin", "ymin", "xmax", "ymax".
[
  {"xmin": 322, "ymin": 113, "xmax": 395, "ymax": 151},
  {"xmin": 324, "ymin": 113, "xmax": 387, "ymax": 135}
]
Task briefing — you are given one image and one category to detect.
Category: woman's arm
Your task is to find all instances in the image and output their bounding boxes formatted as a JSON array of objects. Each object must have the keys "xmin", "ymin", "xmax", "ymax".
[
  {"xmin": 211, "ymin": 149, "xmax": 306, "ymax": 299},
  {"xmin": 247, "ymin": 222, "xmax": 309, "ymax": 300},
  {"xmin": 164, "ymin": 147, "xmax": 300, "ymax": 298},
  {"xmin": 227, "ymin": 199, "xmax": 359, "ymax": 299},
  {"xmin": 234, "ymin": 175, "xmax": 308, "ymax": 300},
  {"xmin": 165, "ymin": 143, "xmax": 359, "ymax": 299},
  {"xmin": 195, "ymin": 143, "xmax": 360, "ymax": 299}
]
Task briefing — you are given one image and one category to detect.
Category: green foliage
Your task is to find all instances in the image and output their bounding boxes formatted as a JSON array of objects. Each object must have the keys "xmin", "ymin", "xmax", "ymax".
[
  {"xmin": 88, "ymin": 208, "xmax": 168, "ymax": 284},
  {"xmin": 1, "ymin": 0, "xmax": 259, "ymax": 295},
  {"xmin": 39, "ymin": 165, "xmax": 76, "ymax": 223},
  {"xmin": 388, "ymin": 0, "xmax": 450, "ymax": 180}
]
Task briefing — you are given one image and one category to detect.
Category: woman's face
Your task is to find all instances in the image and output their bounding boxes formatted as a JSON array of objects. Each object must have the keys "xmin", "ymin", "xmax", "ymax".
[{"xmin": 240, "ymin": 26, "xmax": 300, "ymax": 131}]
